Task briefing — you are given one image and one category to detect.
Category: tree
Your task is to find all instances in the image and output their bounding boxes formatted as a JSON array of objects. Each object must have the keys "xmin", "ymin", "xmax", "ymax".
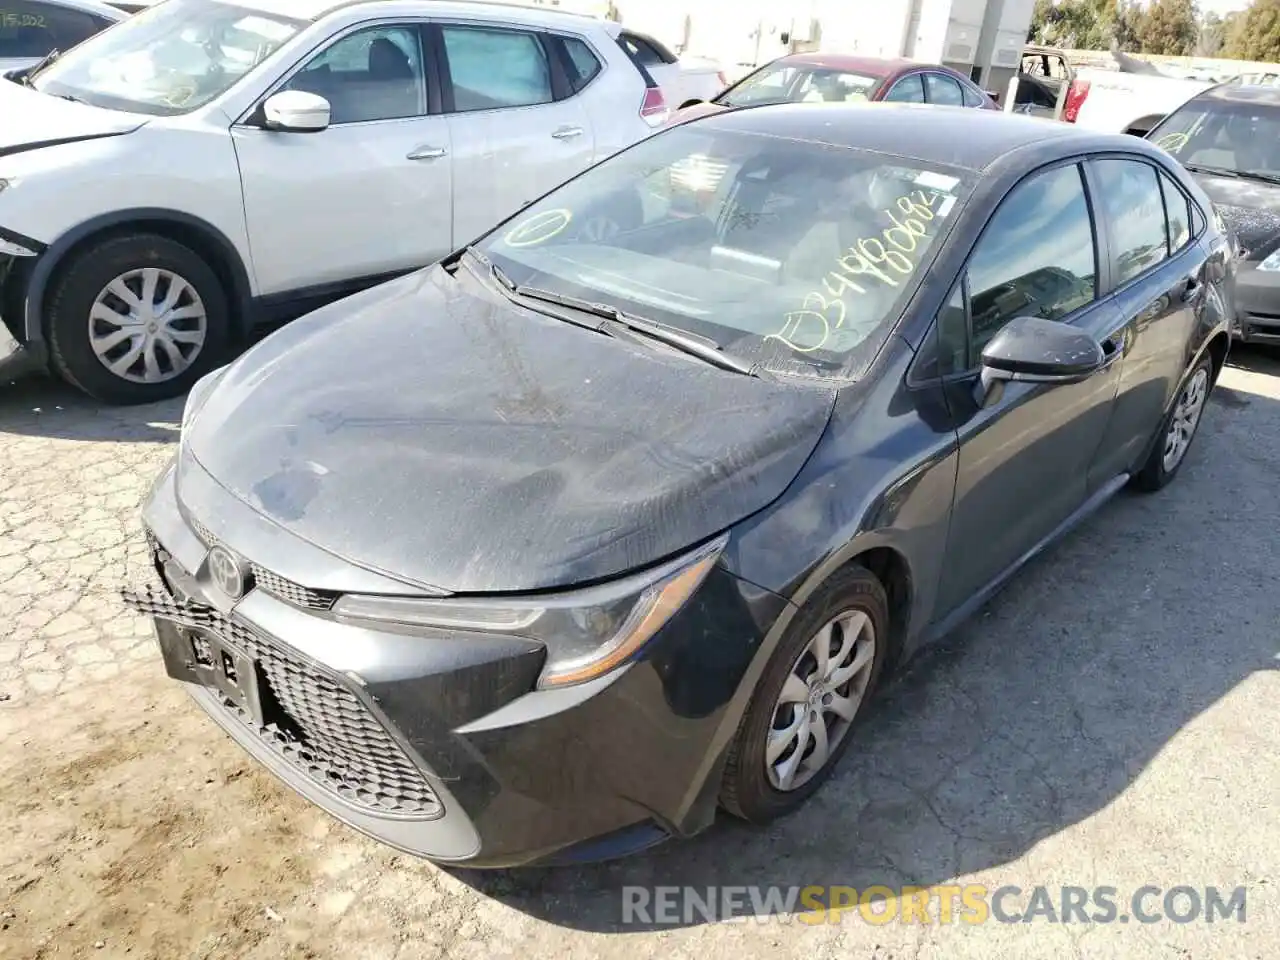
[
  {"xmin": 1223, "ymin": 0, "xmax": 1280, "ymax": 62},
  {"xmin": 1028, "ymin": 0, "xmax": 1144, "ymax": 50},
  {"xmin": 1197, "ymin": 11, "xmax": 1226, "ymax": 56},
  {"xmin": 1135, "ymin": 0, "xmax": 1200, "ymax": 56}
]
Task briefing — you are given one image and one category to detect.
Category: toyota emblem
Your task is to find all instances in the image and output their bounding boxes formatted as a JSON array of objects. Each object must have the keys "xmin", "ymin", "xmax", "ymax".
[{"xmin": 207, "ymin": 545, "xmax": 247, "ymax": 600}]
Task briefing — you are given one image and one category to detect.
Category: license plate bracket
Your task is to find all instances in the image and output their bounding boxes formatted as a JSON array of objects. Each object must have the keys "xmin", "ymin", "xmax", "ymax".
[{"xmin": 187, "ymin": 629, "xmax": 266, "ymax": 728}]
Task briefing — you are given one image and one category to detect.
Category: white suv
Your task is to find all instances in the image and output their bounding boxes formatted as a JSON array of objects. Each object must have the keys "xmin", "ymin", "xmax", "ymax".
[{"xmin": 0, "ymin": 0, "xmax": 668, "ymax": 403}]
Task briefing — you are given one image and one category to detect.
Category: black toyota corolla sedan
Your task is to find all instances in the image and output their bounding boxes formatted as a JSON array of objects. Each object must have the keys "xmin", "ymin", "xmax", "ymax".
[
  {"xmin": 124, "ymin": 103, "xmax": 1232, "ymax": 868},
  {"xmin": 1146, "ymin": 81, "xmax": 1280, "ymax": 344}
]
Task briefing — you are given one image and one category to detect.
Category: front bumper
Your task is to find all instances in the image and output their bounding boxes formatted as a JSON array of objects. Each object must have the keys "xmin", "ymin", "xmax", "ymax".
[
  {"xmin": 1230, "ymin": 263, "xmax": 1280, "ymax": 343},
  {"xmin": 0, "ymin": 245, "xmax": 47, "ymax": 382},
  {"xmin": 122, "ymin": 458, "xmax": 784, "ymax": 867}
]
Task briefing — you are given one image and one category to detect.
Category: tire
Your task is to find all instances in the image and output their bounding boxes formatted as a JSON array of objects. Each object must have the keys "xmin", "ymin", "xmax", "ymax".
[
  {"xmin": 47, "ymin": 233, "xmax": 231, "ymax": 405},
  {"xmin": 720, "ymin": 564, "xmax": 890, "ymax": 823},
  {"xmin": 1130, "ymin": 354, "xmax": 1214, "ymax": 493}
]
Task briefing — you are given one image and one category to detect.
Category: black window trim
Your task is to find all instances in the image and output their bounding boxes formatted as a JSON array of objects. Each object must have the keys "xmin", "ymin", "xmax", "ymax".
[
  {"xmin": 236, "ymin": 17, "xmax": 442, "ymax": 127},
  {"xmin": 432, "ymin": 19, "xmax": 563, "ymax": 116},
  {"xmin": 908, "ymin": 156, "xmax": 1106, "ymax": 386}
]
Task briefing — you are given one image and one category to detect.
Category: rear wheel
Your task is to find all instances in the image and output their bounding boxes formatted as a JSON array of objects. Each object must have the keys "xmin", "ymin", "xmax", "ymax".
[
  {"xmin": 47, "ymin": 233, "xmax": 230, "ymax": 405},
  {"xmin": 1131, "ymin": 355, "xmax": 1213, "ymax": 492},
  {"xmin": 720, "ymin": 565, "xmax": 889, "ymax": 823}
]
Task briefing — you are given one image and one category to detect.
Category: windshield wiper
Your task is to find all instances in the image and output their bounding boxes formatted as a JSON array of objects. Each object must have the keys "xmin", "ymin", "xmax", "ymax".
[
  {"xmin": 506, "ymin": 284, "xmax": 758, "ymax": 374},
  {"xmin": 606, "ymin": 310, "xmax": 759, "ymax": 376},
  {"xmin": 1237, "ymin": 169, "xmax": 1280, "ymax": 186},
  {"xmin": 21, "ymin": 48, "xmax": 58, "ymax": 86},
  {"xmin": 458, "ymin": 247, "xmax": 756, "ymax": 376},
  {"xmin": 1182, "ymin": 162, "xmax": 1240, "ymax": 178}
]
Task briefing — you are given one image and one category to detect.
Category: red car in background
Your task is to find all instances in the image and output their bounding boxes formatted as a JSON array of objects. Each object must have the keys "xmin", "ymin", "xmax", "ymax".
[{"xmin": 668, "ymin": 53, "xmax": 999, "ymax": 125}]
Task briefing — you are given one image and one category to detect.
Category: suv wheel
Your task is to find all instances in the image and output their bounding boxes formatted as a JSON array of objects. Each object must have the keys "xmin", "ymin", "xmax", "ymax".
[{"xmin": 47, "ymin": 233, "xmax": 231, "ymax": 405}]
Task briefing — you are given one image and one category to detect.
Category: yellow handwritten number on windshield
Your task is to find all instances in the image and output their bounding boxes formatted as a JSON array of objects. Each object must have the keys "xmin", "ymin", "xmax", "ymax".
[{"xmin": 766, "ymin": 189, "xmax": 945, "ymax": 355}]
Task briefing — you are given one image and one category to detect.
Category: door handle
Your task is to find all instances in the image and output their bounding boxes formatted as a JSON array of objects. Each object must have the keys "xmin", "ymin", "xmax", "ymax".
[
  {"xmin": 552, "ymin": 125, "xmax": 584, "ymax": 140},
  {"xmin": 1099, "ymin": 329, "xmax": 1126, "ymax": 368},
  {"xmin": 407, "ymin": 146, "xmax": 447, "ymax": 161}
]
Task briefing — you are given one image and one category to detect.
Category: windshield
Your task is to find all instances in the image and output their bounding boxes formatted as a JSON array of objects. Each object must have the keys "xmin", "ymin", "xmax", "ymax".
[
  {"xmin": 1150, "ymin": 96, "xmax": 1280, "ymax": 176},
  {"xmin": 718, "ymin": 63, "xmax": 883, "ymax": 108},
  {"xmin": 30, "ymin": 0, "xmax": 307, "ymax": 116},
  {"xmin": 477, "ymin": 125, "xmax": 973, "ymax": 379}
]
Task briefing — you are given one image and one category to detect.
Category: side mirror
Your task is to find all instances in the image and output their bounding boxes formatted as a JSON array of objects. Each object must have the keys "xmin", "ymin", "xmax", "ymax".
[
  {"xmin": 976, "ymin": 316, "xmax": 1104, "ymax": 404},
  {"xmin": 261, "ymin": 91, "xmax": 330, "ymax": 133},
  {"xmin": 985, "ymin": 89, "xmax": 1001, "ymax": 103}
]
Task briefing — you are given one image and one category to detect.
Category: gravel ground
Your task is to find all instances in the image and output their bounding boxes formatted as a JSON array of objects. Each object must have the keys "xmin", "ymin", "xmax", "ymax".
[{"xmin": 0, "ymin": 348, "xmax": 1276, "ymax": 960}]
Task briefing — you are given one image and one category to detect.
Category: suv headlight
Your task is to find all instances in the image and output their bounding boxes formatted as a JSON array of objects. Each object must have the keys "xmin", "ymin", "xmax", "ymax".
[
  {"xmin": 332, "ymin": 534, "xmax": 728, "ymax": 689},
  {"xmin": 1258, "ymin": 247, "xmax": 1280, "ymax": 271}
]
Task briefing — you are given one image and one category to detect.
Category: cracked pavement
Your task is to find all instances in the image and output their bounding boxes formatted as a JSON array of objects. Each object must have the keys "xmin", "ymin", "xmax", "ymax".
[{"xmin": 0, "ymin": 351, "xmax": 1277, "ymax": 960}]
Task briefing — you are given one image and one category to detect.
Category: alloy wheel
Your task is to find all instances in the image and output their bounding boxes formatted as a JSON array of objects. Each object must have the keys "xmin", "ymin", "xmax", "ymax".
[
  {"xmin": 765, "ymin": 609, "xmax": 876, "ymax": 792},
  {"xmin": 89, "ymin": 267, "xmax": 208, "ymax": 384},
  {"xmin": 1162, "ymin": 367, "xmax": 1209, "ymax": 473}
]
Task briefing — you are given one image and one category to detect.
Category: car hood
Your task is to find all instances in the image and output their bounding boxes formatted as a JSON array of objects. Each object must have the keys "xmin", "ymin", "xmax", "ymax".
[
  {"xmin": 0, "ymin": 75, "xmax": 146, "ymax": 157},
  {"xmin": 1191, "ymin": 172, "xmax": 1280, "ymax": 260},
  {"xmin": 185, "ymin": 265, "xmax": 836, "ymax": 594}
]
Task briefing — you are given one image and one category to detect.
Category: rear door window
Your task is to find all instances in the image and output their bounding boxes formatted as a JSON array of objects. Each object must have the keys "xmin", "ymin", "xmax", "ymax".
[
  {"xmin": 882, "ymin": 73, "xmax": 924, "ymax": 103},
  {"xmin": 924, "ymin": 72, "xmax": 964, "ymax": 106},
  {"xmin": 1158, "ymin": 169, "xmax": 1192, "ymax": 253},
  {"xmin": 1091, "ymin": 158, "xmax": 1170, "ymax": 286},
  {"xmin": 441, "ymin": 24, "xmax": 554, "ymax": 112}
]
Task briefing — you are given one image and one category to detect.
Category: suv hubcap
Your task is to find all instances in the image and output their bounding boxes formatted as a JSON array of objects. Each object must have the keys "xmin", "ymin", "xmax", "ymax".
[{"xmin": 89, "ymin": 267, "xmax": 207, "ymax": 384}]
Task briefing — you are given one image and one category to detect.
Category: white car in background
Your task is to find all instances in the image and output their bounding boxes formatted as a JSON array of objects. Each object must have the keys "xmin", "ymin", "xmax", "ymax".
[
  {"xmin": 614, "ymin": 27, "xmax": 728, "ymax": 108},
  {"xmin": 0, "ymin": 0, "xmax": 671, "ymax": 404},
  {"xmin": 0, "ymin": 0, "xmax": 127, "ymax": 75}
]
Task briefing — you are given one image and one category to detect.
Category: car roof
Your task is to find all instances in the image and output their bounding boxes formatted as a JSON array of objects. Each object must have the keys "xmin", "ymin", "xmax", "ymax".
[
  {"xmin": 1196, "ymin": 81, "xmax": 1280, "ymax": 107},
  {"xmin": 690, "ymin": 101, "xmax": 1098, "ymax": 172},
  {"xmin": 774, "ymin": 53, "xmax": 938, "ymax": 78},
  {"xmin": 240, "ymin": 0, "xmax": 600, "ymax": 28}
]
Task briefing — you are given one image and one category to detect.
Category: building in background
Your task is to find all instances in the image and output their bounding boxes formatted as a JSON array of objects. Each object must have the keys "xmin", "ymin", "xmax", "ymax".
[{"xmin": 521, "ymin": 0, "xmax": 1036, "ymax": 95}]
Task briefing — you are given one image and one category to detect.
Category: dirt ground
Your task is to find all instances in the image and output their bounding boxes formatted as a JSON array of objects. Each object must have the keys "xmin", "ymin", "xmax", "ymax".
[{"xmin": 2, "ymin": 355, "xmax": 1278, "ymax": 960}]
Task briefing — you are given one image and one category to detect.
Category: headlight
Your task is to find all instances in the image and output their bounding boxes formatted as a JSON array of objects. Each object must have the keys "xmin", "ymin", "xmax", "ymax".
[
  {"xmin": 332, "ymin": 534, "xmax": 728, "ymax": 689},
  {"xmin": 1258, "ymin": 247, "xmax": 1280, "ymax": 271}
]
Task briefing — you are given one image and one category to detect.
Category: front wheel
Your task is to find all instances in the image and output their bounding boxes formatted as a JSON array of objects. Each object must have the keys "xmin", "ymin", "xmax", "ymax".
[
  {"xmin": 1130, "ymin": 355, "xmax": 1214, "ymax": 492},
  {"xmin": 46, "ymin": 233, "xmax": 231, "ymax": 405},
  {"xmin": 719, "ymin": 564, "xmax": 889, "ymax": 823}
]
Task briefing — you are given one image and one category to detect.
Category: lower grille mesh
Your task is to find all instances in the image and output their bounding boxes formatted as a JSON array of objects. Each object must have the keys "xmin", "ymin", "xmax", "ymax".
[{"xmin": 123, "ymin": 583, "xmax": 443, "ymax": 820}]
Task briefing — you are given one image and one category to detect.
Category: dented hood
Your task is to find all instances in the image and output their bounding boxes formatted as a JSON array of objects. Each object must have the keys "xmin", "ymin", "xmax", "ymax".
[{"xmin": 184, "ymin": 265, "xmax": 836, "ymax": 594}]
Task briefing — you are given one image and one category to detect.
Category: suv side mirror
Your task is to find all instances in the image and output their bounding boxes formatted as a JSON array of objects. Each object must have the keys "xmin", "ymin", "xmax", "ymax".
[
  {"xmin": 976, "ymin": 316, "xmax": 1104, "ymax": 404},
  {"xmin": 262, "ymin": 91, "xmax": 330, "ymax": 133}
]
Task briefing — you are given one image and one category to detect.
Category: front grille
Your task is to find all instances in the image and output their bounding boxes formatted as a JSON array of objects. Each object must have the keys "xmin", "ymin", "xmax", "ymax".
[
  {"xmin": 124, "ymin": 582, "xmax": 443, "ymax": 820},
  {"xmin": 188, "ymin": 516, "xmax": 337, "ymax": 611}
]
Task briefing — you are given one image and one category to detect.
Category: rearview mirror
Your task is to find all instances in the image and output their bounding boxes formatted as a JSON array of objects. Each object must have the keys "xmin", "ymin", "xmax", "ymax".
[
  {"xmin": 262, "ymin": 91, "xmax": 330, "ymax": 133},
  {"xmin": 976, "ymin": 316, "xmax": 1104, "ymax": 404}
]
